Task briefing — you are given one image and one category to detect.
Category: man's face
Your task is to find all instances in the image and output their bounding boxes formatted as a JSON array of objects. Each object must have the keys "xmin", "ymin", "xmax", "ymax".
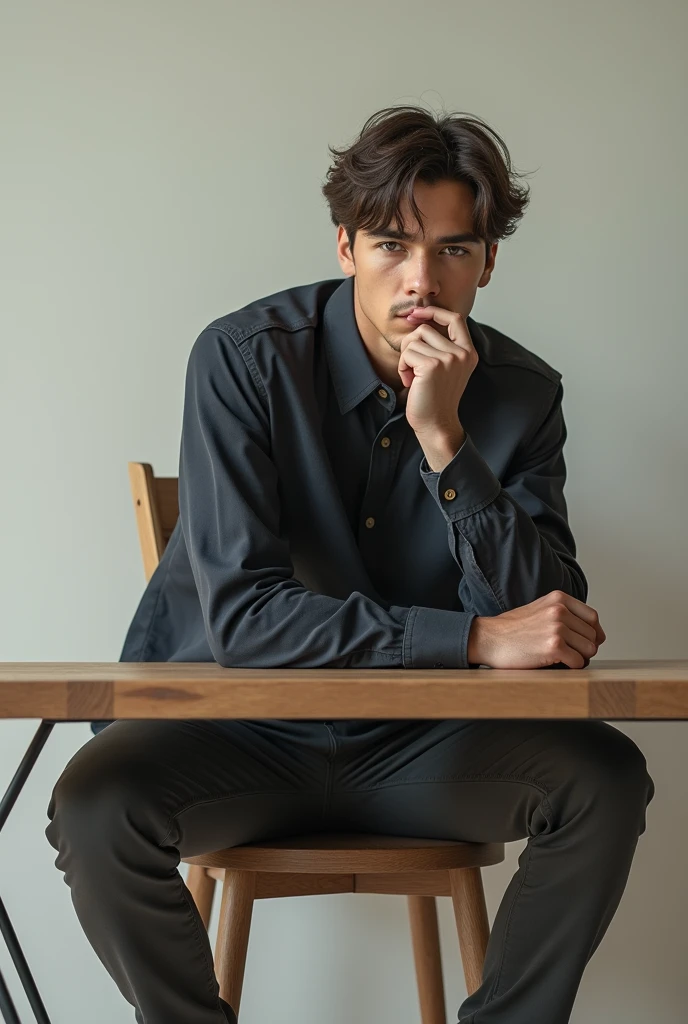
[{"xmin": 336, "ymin": 178, "xmax": 498, "ymax": 358}]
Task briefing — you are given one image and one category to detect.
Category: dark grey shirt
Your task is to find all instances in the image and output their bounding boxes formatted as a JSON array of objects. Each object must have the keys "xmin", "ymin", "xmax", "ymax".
[{"xmin": 94, "ymin": 275, "xmax": 586, "ymax": 732}]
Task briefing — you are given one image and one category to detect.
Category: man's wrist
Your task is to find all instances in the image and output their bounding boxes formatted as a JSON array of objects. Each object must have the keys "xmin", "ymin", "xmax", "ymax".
[
  {"xmin": 467, "ymin": 616, "xmax": 493, "ymax": 666},
  {"xmin": 417, "ymin": 423, "xmax": 466, "ymax": 473}
]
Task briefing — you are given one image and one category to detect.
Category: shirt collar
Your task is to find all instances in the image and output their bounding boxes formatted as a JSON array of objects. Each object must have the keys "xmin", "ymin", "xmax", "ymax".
[{"xmin": 322, "ymin": 274, "xmax": 482, "ymax": 416}]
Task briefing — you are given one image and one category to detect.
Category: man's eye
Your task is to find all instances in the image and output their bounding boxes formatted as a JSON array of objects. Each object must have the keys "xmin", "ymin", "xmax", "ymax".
[{"xmin": 377, "ymin": 242, "xmax": 468, "ymax": 257}]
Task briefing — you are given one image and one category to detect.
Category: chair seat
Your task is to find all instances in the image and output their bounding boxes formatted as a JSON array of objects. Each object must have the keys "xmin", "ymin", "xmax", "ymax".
[{"xmin": 184, "ymin": 832, "xmax": 505, "ymax": 873}]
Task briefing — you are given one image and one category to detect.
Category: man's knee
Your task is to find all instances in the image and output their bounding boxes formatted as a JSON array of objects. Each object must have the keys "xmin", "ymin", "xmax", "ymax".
[
  {"xmin": 45, "ymin": 734, "xmax": 166, "ymax": 861},
  {"xmin": 598, "ymin": 725, "xmax": 653, "ymax": 798},
  {"xmin": 571, "ymin": 723, "xmax": 655, "ymax": 831}
]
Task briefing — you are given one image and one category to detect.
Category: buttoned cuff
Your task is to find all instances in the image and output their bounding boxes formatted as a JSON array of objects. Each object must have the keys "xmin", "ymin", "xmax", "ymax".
[
  {"xmin": 403, "ymin": 606, "xmax": 477, "ymax": 669},
  {"xmin": 419, "ymin": 431, "xmax": 501, "ymax": 522}
]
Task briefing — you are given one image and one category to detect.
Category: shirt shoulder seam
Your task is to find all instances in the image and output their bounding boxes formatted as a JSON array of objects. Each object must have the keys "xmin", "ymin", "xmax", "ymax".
[
  {"xmin": 208, "ymin": 314, "xmax": 315, "ymax": 345},
  {"xmin": 209, "ymin": 317, "xmax": 316, "ymax": 405},
  {"xmin": 212, "ymin": 324, "xmax": 272, "ymax": 405}
]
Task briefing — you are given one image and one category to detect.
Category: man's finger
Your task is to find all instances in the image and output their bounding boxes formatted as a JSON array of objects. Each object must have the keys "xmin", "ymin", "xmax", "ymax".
[
  {"xmin": 398, "ymin": 336, "xmax": 449, "ymax": 375},
  {"xmin": 406, "ymin": 306, "xmax": 474, "ymax": 355},
  {"xmin": 400, "ymin": 323, "xmax": 465, "ymax": 357},
  {"xmin": 560, "ymin": 592, "xmax": 606, "ymax": 642}
]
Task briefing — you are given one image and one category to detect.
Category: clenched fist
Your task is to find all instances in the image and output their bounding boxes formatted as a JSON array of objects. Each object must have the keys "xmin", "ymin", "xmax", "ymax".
[{"xmin": 467, "ymin": 590, "xmax": 607, "ymax": 669}]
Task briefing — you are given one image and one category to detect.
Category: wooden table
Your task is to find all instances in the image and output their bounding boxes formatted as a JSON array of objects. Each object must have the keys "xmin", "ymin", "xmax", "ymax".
[
  {"xmin": 2, "ymin": 659, "xmax": 688, "ymax": 721},
  {"xmin": 1, "ymin": 659, "xmax": 687, "ymax": 1024}
]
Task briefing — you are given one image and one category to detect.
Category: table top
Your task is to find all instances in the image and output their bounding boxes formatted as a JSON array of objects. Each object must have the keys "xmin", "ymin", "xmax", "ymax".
[{"xmin": 0, "ymin": 660, "xmax": 687, "ymax": 720}]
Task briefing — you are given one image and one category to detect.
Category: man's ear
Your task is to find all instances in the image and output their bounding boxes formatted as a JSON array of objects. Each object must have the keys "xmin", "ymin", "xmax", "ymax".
[
  {"xmin": 336, "ymin": 225, "xmax": 356, "ymax": 276},
  {"xmin": 478, "ymin": 242, "xmax": 498, "ymax": 288}
]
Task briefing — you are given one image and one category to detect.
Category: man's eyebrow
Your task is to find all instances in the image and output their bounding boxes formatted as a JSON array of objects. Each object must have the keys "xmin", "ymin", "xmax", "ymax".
[{"xmin": 365, "ymin": 227, "xmax": 483, "ymax": 245}]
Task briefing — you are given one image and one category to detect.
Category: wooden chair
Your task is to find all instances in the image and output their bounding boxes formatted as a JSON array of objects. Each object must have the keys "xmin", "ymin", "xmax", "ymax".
[{"xmin": 127, "ymin": 461, "xmax": 505, "ymax": 1022}]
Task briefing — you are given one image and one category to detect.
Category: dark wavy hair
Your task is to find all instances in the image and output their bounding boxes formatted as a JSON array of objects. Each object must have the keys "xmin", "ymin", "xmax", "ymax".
[{"xmin": 321, "ymin": 104, "xmax": 533, "ymax": 259}]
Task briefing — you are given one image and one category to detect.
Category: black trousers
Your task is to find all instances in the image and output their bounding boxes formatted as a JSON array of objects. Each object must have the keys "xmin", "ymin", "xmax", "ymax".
[{"xmin": 45, "ymin": 716, "xmax": 655, "ymax": 1024}]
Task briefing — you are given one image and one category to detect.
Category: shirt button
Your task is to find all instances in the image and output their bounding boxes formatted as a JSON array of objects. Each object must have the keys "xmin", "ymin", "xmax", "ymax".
[
  {"xmin": 377, "ymin": 388, "xmax": 388, "ymax": 399},
  {"xmin": 380, "ymin": 436, "xmax": 391, "ymax": 448},
  {"xmin": 365, "ymin": 517, "xmax": 375, "ymax": 528},
  {"xmin": 444, "ymin": 488, "xmax": 456, "ymax": 501}
]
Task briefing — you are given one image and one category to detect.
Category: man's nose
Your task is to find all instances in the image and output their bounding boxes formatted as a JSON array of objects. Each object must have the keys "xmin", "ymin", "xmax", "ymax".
[{"xmin": 403, "ymin": 258, "xmax": 439, "ymax": 300}]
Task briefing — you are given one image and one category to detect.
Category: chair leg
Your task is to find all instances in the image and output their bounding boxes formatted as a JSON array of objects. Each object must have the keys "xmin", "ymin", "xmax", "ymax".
[
  {"xmin": 407, "ymin": 895, "xmax": 447, "ymax": 1024},
  {"xmin": 214, "ymin": 870, "xmax": 256, "ymax": 1016},
  {"xmin": 186, "ymin": 865, "xmax": 217, "ymax": 930},
  {"xmin": 448, "ymin": 867, "xmax": 490, "ymax": 996}
]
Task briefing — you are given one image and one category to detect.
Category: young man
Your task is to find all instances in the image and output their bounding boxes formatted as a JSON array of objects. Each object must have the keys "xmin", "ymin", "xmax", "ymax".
[{"xmin": 46, "ymin": 105, "xmax": 654, "ymax": 1024}]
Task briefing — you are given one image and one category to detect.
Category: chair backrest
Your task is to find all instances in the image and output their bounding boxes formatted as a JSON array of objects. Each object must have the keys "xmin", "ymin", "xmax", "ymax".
[{"xmin": 127, "ymin": 462, "xmax": 179, "ymax": 581}]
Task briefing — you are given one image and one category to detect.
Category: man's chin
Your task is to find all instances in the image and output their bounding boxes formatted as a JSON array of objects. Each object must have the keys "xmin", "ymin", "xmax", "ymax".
[{"xmin": 382, "ymin": 333, "xmax": 402, "ymax": 352}]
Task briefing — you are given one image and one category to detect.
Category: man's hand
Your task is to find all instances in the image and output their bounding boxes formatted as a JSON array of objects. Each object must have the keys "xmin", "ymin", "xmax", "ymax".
[
  {"xmin": 399, "ymin": 305, "xmax": 478, "ymax": 442},
  {"xmin": 467, "ymin": 590, "xmax": 608, "ymax": 669}
]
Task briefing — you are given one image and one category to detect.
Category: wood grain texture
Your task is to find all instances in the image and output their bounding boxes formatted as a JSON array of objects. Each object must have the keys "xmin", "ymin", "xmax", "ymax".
[
  {"xmin": 66, "ymin": 678, "xmax": 114, "ymax": 719},
  {"xmin": 184, "ymin": 834, "xmax": 505, "ymax": 873},
  {"xmin": 1, "ymin": 660, "xmax": 688, "ymax": 720},
  {"xmin": 199, "ymin": 871, "xmax": 472, "ymax": 898}
]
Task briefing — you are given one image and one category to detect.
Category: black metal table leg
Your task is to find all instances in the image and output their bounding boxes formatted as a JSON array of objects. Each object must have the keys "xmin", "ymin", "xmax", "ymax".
[
  {"xmin": 0, "ymin": 970, "xmax": 21, "ymax": 1024},
  {"xmin": 0, "ymin": 899, "xmax": 50, "ymax": 1024},
  {"xmin": 0, "ymin": 721, "xmax": 55, "ymax": 1023}
]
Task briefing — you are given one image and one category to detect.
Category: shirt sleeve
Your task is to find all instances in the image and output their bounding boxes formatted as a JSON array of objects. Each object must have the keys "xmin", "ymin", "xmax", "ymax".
[
  {"xmin": 178, "ymin": 327, "xmax": 478, "ymax": 670},
  {"xmin": 419, "ymin": 378, "xmax": 588, "ymax": 639}
]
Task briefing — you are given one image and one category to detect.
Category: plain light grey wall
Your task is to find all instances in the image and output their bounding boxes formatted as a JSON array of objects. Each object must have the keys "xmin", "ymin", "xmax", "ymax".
[{"xmin": 1, "ymin": 1, "xmax": 686, "ymax": 1021}]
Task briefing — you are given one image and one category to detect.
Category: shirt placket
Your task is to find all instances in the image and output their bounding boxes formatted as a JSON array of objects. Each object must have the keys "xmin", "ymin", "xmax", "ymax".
[{"xmin": 358, "ymin": 385, "xmax": 405, "ymax": 550}]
